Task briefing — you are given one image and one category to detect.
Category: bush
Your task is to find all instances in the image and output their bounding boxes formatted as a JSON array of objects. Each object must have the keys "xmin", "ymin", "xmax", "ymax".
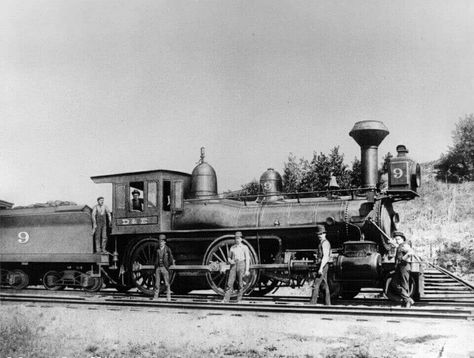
[
  {"xmin": 435, "ymin": 114, "xmax": 474, "ymax": 183},
  {"xmin": 395, "ymin": 165, "xmax": 474, "ymax": 278}
]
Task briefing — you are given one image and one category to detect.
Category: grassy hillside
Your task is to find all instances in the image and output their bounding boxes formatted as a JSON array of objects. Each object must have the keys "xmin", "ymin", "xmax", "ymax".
[{"xmin": 394, "ymin": 163, "xmax": 474, "ymax": 278}]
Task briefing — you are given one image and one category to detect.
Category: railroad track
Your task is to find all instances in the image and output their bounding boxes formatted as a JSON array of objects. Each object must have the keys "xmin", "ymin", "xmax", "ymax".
[
  {"xmin": 1, "ymin": 290, "xmax": 473, "ymax": 321},
  {"xmin": 422, "ymin": 264, "xmax": 474, "ymax": 301},
  {"xmin": 1, "ymin": 264, "xmax": 473, "ymax": 321}
]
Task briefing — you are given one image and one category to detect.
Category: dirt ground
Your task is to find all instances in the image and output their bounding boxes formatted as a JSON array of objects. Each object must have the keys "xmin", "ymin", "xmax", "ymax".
[{"xmin": 1, "ymin": 300, "xmax": 474, "ymax": 358}]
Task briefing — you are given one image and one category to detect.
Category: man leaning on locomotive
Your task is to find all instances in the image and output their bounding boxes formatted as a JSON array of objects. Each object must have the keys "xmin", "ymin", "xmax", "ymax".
[
  {"xmin": 387, "ymin": 231, "xmax": 416, "ymax": 308},
  {"xmin": 131, "ymin": 189, "xmax": 144, "ymax": 211}
]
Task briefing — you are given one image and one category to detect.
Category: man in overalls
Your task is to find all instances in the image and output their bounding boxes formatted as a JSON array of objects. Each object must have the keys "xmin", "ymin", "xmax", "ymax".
[
  {"xmin": 310, "ymin": 225, "xmax": 331, "ymax": 305},
  {"xmin": 154, "ymin": 234, "xmax": 174, "ymax": 301},
  {"xmin": 223, "ymin": 231, "xmax": 250, "ymax": 303},
  {"xmin": 91, "ymin": 197, "xmax": 112, "ymax": 253}
]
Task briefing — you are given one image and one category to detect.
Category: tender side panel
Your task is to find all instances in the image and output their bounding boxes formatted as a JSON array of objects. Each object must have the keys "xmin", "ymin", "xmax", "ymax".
[{"xmin": 0, "ymin": 209, "xmax": 98, "ymax": 263}]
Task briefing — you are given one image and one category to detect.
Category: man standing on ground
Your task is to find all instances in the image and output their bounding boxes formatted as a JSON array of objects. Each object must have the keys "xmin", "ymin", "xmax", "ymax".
[
  {"xmin": 388, "ymin": 231, "xmax": 415, "ymax": 308},
  {"xmin": 154, "ymin": 234, "xmax": 174, "ymax": 301},
  {"xmin": 223, "ymin": 231, "xmax": 250, "ymax": 303},
  {"xmin": 91, "ymin": 197, "xmax": 112, "ymax": 253},
  {"xmin": 310, "ymin": 225, "xmax": 331, "ymax": 305}
]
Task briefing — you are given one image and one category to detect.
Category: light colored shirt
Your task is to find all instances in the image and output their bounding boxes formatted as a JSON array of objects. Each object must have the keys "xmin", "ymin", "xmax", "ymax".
[
  {"xmin": 229, "ymin": 243, "xmax": 250, "ymax": 271},
  {"xmin": 91, "ymin": 204, "xmax": 112, "ymax": 226}
]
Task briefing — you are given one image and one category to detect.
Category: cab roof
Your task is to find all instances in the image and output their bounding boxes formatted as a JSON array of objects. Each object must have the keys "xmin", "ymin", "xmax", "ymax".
[{"xmin": 91, "ymin": 169, "xmax": 191, "ymax": 184}]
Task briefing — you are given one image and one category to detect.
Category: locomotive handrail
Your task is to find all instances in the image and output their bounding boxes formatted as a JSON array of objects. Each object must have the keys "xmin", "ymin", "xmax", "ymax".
[
  {"xmin": 366, "ymin": 217, "xmax": 393, "ymax": 251},
  {"xmin": 187, "ymin": 187, "xmax": 378, "ymax": 203}
]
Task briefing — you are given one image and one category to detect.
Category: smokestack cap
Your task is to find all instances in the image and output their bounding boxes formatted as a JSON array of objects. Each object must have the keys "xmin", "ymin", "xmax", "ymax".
[{"xmin": 349, "ymin": 121, "xmax": 389, "ymax": 147}]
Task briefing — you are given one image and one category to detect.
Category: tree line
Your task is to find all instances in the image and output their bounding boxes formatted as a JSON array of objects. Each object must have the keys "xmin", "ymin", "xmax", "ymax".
[
  {"xmin": 435, "ymin": 114, "xmax": 474, "ymax": 183},
  {"xmin": 233, "ymin": 114, "xmax": 473, "ymax": 197},
  {"xmin": 234, "ymin": 146, "xmax": 363, "ymax": 198}
]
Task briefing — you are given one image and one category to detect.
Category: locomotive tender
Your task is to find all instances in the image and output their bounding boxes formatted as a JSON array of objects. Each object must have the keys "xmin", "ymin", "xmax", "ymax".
[{"xmin": 0, "ymin": 120, "xmax": 422, "ymax": 299}]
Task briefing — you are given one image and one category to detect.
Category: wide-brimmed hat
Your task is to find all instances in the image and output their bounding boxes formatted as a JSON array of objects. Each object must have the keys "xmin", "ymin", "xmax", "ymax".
[
  {"xmin": 392, "ymin": 231, "xmax": 406, "ymax": 241},
  {"xmin": 235, "ymin": 231, "xmax": 243, "ymax": 238},
  {"xmin": 132, "ymin": 190, "xmax": 140, "ymax": 195},
  {"xmin": 315, "ymin": 225, "xmax": 326, "ymax": 235},
  {"xmin": 159, "ymin": 234, "xmax": 167, "ymax": 241}
]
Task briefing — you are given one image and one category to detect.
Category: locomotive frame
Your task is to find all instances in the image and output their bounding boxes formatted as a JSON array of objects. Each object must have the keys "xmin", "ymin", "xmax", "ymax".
[{"xmin": 0, "ymin": 120, "xmax": 423, "ymax": 301}]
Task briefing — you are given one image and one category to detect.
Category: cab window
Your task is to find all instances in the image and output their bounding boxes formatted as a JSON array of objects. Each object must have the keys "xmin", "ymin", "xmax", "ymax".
[
  {"xmin": 130, "ymin": 182, "xmax": 144, "ymax": 212},
  {"xmin": 173, "ymin": 181, "xmax": 184, "ymax": 211},
  {"xmin": 147, "ymin": 182, "xmax": 157, "ymax": 208},
  {"xmin": 116, "ymin": 184, "xmax": 126, "ymax": 210},
  {"xmin": 163, "ymin": 180, "xmax": 171, "ymax": 211}
]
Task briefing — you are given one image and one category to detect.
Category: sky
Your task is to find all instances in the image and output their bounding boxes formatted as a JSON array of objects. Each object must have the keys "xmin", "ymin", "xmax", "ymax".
[{"xmin": 1, "ymin": 0, "xmax": 473, "ymax": 207}]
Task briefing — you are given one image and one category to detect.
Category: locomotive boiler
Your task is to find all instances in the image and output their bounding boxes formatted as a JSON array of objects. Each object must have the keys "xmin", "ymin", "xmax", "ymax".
[{"xmin": 0, "ymin": 120, "xmax": 422, "ymax": 300}]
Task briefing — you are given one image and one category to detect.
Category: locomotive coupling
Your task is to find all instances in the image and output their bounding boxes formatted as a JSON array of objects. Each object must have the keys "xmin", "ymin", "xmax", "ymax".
[
  {"xmin": 110, "ymin": 250, "xmax": 119, "ymax": 270},
  {"xmin": 110, "ymin": 238, "xmax": 120, "ymax": 270}
]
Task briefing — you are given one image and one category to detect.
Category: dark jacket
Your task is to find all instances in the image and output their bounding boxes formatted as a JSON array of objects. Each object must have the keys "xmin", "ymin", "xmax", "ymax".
[
  {"xmin": 395, "ymin": 243, "xmax": 410, "ymax": 267},
  {"xmin": 132, "ymin": 198, "xmax": 144, "ymax": 211},
  {"xmin": 154, "ymin": 246, "xmax": 174, "ymax": 269},
  {"xmin": 315, "ymin": 239, "xmax": 331, "ymax": 267}
]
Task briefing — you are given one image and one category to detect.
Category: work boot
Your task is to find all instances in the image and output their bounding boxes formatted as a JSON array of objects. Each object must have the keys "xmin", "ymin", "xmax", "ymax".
[
  {"xmin": 236, "ymin": 291, "xmax": 243, "ymax": 303},
  {"xmin": 404, "ymin": 298, "xmax": 413, "ymax": 308},
  {"xmin": 222, "ymin": 290, "xmax": 231, "ymax": 303}
]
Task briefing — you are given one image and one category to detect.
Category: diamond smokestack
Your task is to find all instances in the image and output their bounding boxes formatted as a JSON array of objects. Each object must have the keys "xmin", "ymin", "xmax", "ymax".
[{"xmin": 349, "ymin": 121, "xmax": 389, "ymax": 189}]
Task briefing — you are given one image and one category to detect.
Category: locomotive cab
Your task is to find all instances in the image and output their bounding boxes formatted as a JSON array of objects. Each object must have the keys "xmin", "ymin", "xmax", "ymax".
[{"xmin": 91, "ymin": 170, "xmax": 191, "ymax": 234}]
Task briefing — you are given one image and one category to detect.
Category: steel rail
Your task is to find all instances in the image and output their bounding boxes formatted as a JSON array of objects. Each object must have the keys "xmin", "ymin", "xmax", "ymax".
[
  {"xmin": 427, "ymin": 263, "xmax": 474, "ymax": 291},
  {"xmin": 1, "ymin": 292, "xmax": 472, "ymax": 321},
  {"xmin": 2, "ymin": 265, "xmax": 473, "ymax": 319},
  {"xmin": 4, "ymin": 288, "xmax": 474, "ymax": 307},
  {"xmin": 5, "ymin": 287, "xmax": 474, "ymax": 311}
]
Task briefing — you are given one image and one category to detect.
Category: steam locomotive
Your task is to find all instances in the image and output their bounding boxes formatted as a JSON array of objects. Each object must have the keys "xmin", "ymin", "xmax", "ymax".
[{"xmin": 0, "ymin": 120, "xmax": 422, "ymax": 300}]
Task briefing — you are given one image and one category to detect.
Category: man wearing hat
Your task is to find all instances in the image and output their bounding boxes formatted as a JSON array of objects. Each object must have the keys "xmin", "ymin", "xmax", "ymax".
[
  {"xmin": 154, "ymin": 234, "xmax": 175, "ymax": 301},
  {"xmin": 387, "ymin": 231, "xmax": 415, "ymax": 308},
  {"xmin": 131, "ymin": 189, "xmax": 144, "ymax": 211},
  {"xmin": 310, "ymin": 224, "xmax": 331, "ymax": 305},
  {"xmin": 223, "ymin": 231, "xmax": 251, "ymax": 303},
  {"xmin": 91, "ymin": 196, "xmax": 112, "ymax": 253}
]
